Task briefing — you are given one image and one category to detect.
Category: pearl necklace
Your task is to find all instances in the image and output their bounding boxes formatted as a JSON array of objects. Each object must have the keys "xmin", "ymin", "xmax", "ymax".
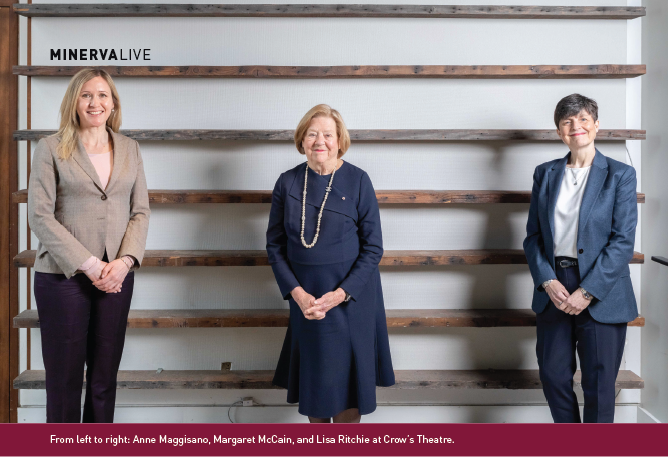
[{"xmin": 301, "ymin": 162, "xmax": 337, "ymax": 249}]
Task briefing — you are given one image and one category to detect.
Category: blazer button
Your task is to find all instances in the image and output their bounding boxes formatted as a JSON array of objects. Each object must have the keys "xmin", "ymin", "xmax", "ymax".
[
  {"xmin": 101, "ymin": 195, "xmax": 107, "ymax": 201},
  {"xmin": 578, "ymin": 248, "xmax": 584, "ymax": 254}
]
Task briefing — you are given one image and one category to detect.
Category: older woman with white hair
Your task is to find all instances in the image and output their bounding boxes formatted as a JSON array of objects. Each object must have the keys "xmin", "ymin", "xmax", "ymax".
[{"xmin": 267, "ymin": 104, "xmax": 395, "ymax": 423}]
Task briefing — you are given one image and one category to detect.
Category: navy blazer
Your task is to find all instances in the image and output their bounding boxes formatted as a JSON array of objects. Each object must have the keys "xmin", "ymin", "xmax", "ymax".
[
  {"xmin": 523, "ymin": 149, "xmax": 638, "ymax": 324},
  {"xmin": 266, "ymin": 161, "xmax": 383, "ymax": 301}
]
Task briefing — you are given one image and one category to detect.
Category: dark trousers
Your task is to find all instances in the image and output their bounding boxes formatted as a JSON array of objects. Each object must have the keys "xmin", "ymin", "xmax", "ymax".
[
  {"xmin": 536, "ymin": 258, "xmax": 627, "ymax": 423},
  {"xmin": 34, "ymin": 269, "xmax": 134, "ymax": 423}
]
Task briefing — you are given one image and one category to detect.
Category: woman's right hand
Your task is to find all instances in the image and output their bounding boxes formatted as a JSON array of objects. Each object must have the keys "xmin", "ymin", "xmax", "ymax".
[
  {"xmin": 84, "ymin": 260, "xmax": 121, "ymax": 293},
  {"xmin": 545, "ymin": 279, "xmax": 571, "ymax": 311},
  {"xmin": 84, "ymin": 259, "xmax": 107, "ymax": 283},
  {"xmin": 291, "ymin": 287, "xmax": 325, "ymax": 320}
]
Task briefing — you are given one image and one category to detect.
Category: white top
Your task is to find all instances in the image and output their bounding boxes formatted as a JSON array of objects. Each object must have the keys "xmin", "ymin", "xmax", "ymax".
[{"xmin": 553, "ymin": 166, "xmax": 591, "ymax": 258}]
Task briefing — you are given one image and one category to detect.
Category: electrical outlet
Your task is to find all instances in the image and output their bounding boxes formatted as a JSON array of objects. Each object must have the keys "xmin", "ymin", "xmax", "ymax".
[{"xmin": 242, "ymin": 397, "xmax": 254, "ymax": 407}]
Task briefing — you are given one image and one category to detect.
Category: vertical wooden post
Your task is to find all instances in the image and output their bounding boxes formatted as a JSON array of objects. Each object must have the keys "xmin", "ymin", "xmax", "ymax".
[
  {"xmin": 0, "ymin": 1, "xmax": 20, "ymax": 423},
  {"xmin": 26, "ymin": 2, "xmax": 31, "ymax": 373}
]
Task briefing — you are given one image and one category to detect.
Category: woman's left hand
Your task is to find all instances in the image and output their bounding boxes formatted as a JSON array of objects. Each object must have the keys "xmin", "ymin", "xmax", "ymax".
[
  {"xmin": 559, "ymin": 288, "xmax": 592, "ymax": 315},
  {"xmin": 92, "ymin": 259, "xmax": 129, "ymax": 293},
  {"xmin": 313, "ymin": 288, "xmax": 347, "ymax": 315}
]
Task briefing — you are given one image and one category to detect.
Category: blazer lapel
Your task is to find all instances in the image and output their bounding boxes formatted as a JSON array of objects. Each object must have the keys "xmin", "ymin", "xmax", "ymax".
[
  {"xmin": 72, "ymin": 138, "xmax": 104, "ymax": 192},
  {"xmin": 105, "ymin": 128, "xmax": 126, "ymax": 193},
  {"xmin": 578, "ymin": 149, "xmax": 608, "ymax": 236},
  {"xmin": 547, "ymin": 154, "xmax": 568, "ymax": 238}
]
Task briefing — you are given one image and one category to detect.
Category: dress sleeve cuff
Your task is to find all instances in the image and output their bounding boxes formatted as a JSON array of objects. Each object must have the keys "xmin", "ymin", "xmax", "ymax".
[
  {"xmin": 270, "ymin": 263, "xmax": 301, "ymax": 300},
  {"xmin": 339, "ymin": 273, "xmax": 366, "ymax": 302}
]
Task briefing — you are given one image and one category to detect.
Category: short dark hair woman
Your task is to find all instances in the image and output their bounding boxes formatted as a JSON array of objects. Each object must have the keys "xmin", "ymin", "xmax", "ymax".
[
  {"xmin": 28, "ymin": 68, "xmax": 150, "ymax": 422},
  {"xmin": 267, "ymin": 104, "xmax": 395, "ymax": 423},
  {"xmin": 523, "ymin": 93, "xmax": 638, "ymax": 423}
]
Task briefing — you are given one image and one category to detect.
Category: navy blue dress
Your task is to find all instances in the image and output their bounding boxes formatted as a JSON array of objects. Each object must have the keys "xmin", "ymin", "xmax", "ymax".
[{"xmin": 267, "ymin": 161, "xmax": 395, "ymax": 418}]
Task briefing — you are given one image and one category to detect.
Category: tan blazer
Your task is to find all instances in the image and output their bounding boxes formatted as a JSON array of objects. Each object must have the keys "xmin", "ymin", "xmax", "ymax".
[{"xmin": 28, "ymin": 128, "xmax": 150, "ymax": 278}]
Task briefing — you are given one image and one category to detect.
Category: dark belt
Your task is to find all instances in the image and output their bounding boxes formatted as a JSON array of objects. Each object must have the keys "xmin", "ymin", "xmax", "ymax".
[{"xmin": 556, "ymin": 258, "xmax": 578, "ymax": 269}]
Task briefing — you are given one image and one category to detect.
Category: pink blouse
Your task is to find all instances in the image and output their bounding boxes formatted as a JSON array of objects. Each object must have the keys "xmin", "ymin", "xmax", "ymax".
[{"xmin": 87, "ymin": 151, "xmax": 112, "ymax": 190}]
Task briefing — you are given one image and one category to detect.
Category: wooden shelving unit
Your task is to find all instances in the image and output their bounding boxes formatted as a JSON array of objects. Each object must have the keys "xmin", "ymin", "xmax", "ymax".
[{"xmin": 10, "ymin": 4, "xmax": 647, "ymax": 411}]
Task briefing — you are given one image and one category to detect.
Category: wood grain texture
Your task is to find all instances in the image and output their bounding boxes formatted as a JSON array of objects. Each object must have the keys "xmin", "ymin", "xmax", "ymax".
[
  {"xmin": 12, "ymin": 65, "xmax": 646, "ymax": 79},
  {"xmin": 13, "ymin": 128, "xmax": 646, "ymax": 141},
  {"xmin": 13, "ymin": 249, "xmax": 646, "ymax": 268},
  {"xmin": 10, "ymin": 189, "xmax": 647, "ymax": 204},
  {"xmin": 13, "ymin": 309, "xmax": 645, "ymax": 329},
  {"xmin": 12, "ymin": 4, "xmax": 646, "ymax": 19},
  {"xmin": 13, "ymin": 369, "xmax": 644, "ymax": 390},
  {"xmin": 14, "ymin": 309, "xmax": 292, "ymax": 329},
  {"xmin": 0, "ymin": 3, "xmax": 20, "ymax": 424}
]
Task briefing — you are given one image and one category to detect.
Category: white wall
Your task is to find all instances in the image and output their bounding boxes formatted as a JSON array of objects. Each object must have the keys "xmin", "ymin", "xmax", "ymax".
[
  {"xmin": 18, "ymin": 0, "xmax": 644, "ymax": 423},
  {"xmin": 640, "ymin": 0, "xmax": 668, "ymax": 424}
]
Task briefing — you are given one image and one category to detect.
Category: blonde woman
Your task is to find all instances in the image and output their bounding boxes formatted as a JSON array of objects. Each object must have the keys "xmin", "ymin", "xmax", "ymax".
[
  {"xmin": 28, "ymin": 68, "xmax": 150, "ymax": 422},
  {"xmin": 267, "ymin": 104, "xmax": 395, "ymax": 423}
]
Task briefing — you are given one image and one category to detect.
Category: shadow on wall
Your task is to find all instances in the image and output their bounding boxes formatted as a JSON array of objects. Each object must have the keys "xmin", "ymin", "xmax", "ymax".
[
  {"xmin": 141, "ymin": 139, "xmax": 304, "ymax": 190},
  {"xmin": 130, "ymin": 266, "xmax": 283, "ymax": 310},
  {"xmin": 464, "ymin": 141, "xmax": 535, "ymax": 423}
]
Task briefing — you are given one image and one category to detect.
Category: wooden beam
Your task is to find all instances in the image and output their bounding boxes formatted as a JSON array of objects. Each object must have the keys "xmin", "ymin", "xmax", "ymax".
[
  {"xmin": 150, "ymin": 190, "xmax": 272, "ymax": 204},
  {"xmin": 13, "ymin": 369, "xmax": 644, "ymax": 390},
  {"xmin": 12, "ymin": 65, "xmax": 646, "ymax": 79},
  {"xmin": 12, "ymin": 4, "xmax": 646, "ymax": 20},
  {"xmin": 12, "ymin": 128, "xmax": 647, "ymax": 142},
  {"xmin": 12, "ymin": 249, "xmax": 646, "ymax": 268},
  {"xmin": 13, "ymin": 308, "xmax": 646, "ymax": 329},
  {"xmin": 0, "ymin": 3, "xmax": 19, "ymax": 424},
  {"xmin": 11, "ymin": 189, "xmax": 648, "ymax": 204},
  {"xmin": 15, "ymin": 309, "xmax": 292, "ymax": 329}
]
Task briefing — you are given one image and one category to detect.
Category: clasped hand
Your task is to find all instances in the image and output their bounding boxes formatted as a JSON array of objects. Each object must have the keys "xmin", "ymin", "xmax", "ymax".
[
  {"xmin": 545, "ymin": 279, "xmax": 591, "ymax": 315},
  {"xmin": 291, "ymin": 287, "xmax": 347, "ymax": 320},
  {"xmin": 83, "ymin": 259, "xmax": 129, "ymax": 293}
]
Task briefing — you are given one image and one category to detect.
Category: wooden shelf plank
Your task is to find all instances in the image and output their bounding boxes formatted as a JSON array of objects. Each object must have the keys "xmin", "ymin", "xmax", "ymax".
[
  {"xmin": 13, "ymin": 249, "xmax": 645, "ymax": 268},
  {"xmin": 13, "ymin": 308, "xmax": 645, "ymax": 329},
  {"xmin": 14, "ymin": 309, "xmax": 291, "ymax": 329},
  {"xmin": 10, "ymin": 189, "xmax": 647, "ymax": 204},
  {"xmin": 13, "ymin": 369, "xmax": 644, "ymax": 390},
  {"xmin": 13, "ymin": 65, "xmax": 646, "ymax": 79},
  {"xmin": 13, "ymin": 128, "xmax": 646, "ymax": 142},
  {"xmin": 12, "ymin": 4, "xmax": 646, "ymax": 19},
  {"xmin": 150, "ymin": 190, "xmax": 272, "ymax": 204}
]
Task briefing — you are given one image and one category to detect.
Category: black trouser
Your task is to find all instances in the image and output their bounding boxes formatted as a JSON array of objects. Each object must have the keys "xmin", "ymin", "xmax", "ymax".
[
  {"xmin": 536, "ymin": 257, "xmax": 627, "ymax": 423},
  {"xmin": 34, "ymin": 267, "xmax": 134, "ymax": 423}
]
